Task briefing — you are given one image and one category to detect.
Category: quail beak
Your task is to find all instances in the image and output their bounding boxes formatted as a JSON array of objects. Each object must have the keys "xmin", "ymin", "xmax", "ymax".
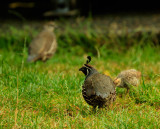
[
  {"xmin": 137, "ymin": 71, "xmax": 142, "ymax": 78},
  {"xmin": 113, "ymin": 78, "xmax": 121, "ymax": 87}
]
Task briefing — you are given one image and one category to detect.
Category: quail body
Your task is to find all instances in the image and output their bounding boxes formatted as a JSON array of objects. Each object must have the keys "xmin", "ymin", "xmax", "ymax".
[
  {"xmin": 114, "ymin": 69, "xmax": 141, "ymax": 93},
  {"xmin": 27, "ymin": 22, "xmax": 57, "ymax": 62},
  {"xmin": 79, "ymin": 57, "xmax": 116, "ymax": 109}
]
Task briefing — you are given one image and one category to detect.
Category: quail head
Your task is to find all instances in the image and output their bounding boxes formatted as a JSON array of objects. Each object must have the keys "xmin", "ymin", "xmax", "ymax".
[
  {"xmin": 79, "ymin": 56, "xmax": 116, "ymax": 109},
  {"xmin": 114, "ymin": 69, "xmax": 141, "ymax": 93},
  {"xmin": 27, "ymin": 21, "xmax": 57, "ymax": 62}
]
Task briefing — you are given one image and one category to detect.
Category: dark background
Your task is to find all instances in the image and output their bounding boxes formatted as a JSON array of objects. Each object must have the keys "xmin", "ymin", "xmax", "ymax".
[{"xmin": 1, "ymin": 0, "xmax": 160, "ymax": 19}]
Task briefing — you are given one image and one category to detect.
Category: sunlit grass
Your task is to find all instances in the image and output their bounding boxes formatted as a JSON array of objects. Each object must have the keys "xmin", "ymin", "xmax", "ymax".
[{"xmin": 0, "ymin": 22, "xmax": 160, "ymax": 128}]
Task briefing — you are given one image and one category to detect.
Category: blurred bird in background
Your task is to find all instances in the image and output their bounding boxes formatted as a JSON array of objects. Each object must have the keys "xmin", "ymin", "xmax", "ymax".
[
  {"xmin": 27, "ymin": 21, "xmax": 57, "ymax": 63},
  {"xmin": 114, "ymin": 69, "xmax": 141, "ymax": 93}
]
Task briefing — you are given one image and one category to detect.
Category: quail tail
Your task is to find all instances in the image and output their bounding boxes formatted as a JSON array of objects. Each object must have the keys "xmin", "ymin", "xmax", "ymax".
[{"xmin": 27, "ymin": 55, "xmax": 38, "ymax": 62}]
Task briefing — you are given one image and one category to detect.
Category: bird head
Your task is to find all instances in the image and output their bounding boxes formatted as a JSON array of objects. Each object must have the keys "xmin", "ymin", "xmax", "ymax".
[
  {"xmin": 79, "ymin": 64, "xmax": 93, "ymax": 76},
  {"xmin": 44, "ymin": 21, "xmax": 57, "ymax": 31},
  {"xmin": 79, "ymin": 56, "xmax": 98, "ymax": 78},
  {"xmin": 113, "ymin": 78, "xmax": 122, "ymax": 87}
]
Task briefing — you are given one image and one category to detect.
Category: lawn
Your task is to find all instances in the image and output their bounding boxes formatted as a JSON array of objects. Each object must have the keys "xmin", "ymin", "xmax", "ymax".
[{"xmin": 0, "ymin": 18, "xmax": 160, "ymax": 128}]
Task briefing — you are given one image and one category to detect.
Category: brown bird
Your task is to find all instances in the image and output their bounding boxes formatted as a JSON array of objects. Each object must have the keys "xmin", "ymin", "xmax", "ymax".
[
  {"xmin": 114, "ymin": 69, "xmax": 141, "ymax": 93},
  {"xmin": 27, "ymin": 21, "xmax": 57, "ymax": 62},
  {"xmin": 79, "ymin": 56, "xmax": 116, "ymax": 110}
]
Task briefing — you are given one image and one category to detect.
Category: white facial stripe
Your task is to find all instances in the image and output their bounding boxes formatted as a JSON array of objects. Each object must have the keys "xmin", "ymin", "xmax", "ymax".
[
  {"xmin": 86, "ymin": 67, "xmax": 91, "ymax": 76},
  {"xmin": 86, "ymin": 69, "xmax": 89, "ymax": 76}
]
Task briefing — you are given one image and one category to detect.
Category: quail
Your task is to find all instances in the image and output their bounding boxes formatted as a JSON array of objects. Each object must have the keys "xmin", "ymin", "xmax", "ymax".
[
  {"xmin": 114, "ymin": 69, "xmax": 141, "ymax": 93},
  {"xmin": 27, "ymin": 21, "xmax": 57, "ymax": 62},
  {"xmin": 79, "ymin": 56, "xmax": 116, "ymax": 109}
]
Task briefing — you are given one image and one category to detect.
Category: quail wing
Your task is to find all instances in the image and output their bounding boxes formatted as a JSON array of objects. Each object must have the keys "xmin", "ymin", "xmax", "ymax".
[{"xmin": 84, "ymin": 73, "xmax": 115, "ymax": 99}]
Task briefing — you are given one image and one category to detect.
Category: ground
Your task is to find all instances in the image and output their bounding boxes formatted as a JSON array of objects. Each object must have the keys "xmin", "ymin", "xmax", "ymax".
[{"xmin": 0, "ymin": 14, "xmax": 160, "ymax": 128}]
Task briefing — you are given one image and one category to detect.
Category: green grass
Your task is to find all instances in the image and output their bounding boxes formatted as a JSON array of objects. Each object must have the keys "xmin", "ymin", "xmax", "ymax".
[{"xmin": 0, "ymin": 20, "xmax": 160, "ymax": 128}]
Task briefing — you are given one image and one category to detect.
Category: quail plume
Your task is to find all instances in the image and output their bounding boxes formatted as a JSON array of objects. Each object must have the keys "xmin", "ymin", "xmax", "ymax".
[
  {"xmin": 114, "ymin": 69, "xmax": 141, "ymax": 93},
  {"xmin": 79, "ymin": 56, "xmax": 116, "ymax": 109},
  {"xmin": 27, "ymin": 21, "xmax": 57, "ymax": 62}
]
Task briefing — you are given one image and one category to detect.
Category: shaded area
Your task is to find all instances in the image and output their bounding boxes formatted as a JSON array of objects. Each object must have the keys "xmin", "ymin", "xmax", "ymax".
[
  {"xmin": 1, "ymin": 13, "xmax": 160, "ymax": 56},
  {"xmin": 1, "ymin": 0, "xmax": 160, "ymax": 19}
]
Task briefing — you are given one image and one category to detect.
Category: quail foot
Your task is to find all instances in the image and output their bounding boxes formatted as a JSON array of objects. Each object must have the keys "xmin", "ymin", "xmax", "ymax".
[
  {"xmin": 114, "ymin": 69, "xmax": 141, "ymax": 93},
  {"xmin": 79, "ymin": 56, "xmax": 116, "ymax": 110},
  {"xmin": 27, "ymin": 21, "xmax": 57, "ymax": 62}
]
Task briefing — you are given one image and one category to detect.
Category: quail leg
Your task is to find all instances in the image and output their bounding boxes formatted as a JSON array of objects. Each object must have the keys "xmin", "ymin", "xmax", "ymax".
[
  {"xmin": 126, "ymin": 88, "xmax": 130, "ymax": 94},
  {"xmin": 98, "ymin": 105, "xmax": 104, "ymax": 109},
  {"xmin": 92, "ymin": 106, "xmax": 97, "ymax": 112},
  {"xmin": 98, "ymin": 105, "xmax": 107, "ymax": 112}
]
